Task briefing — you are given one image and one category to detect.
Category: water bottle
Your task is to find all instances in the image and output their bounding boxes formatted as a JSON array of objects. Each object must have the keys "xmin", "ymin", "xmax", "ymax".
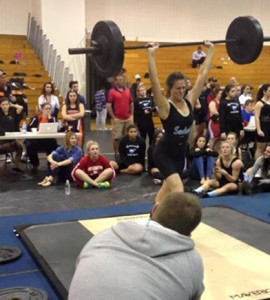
[
  {"xmin": 22, "ymin": 121, "xmax": 27, "ymax": 133},
  {"xmin": 65, "ymin": 180, "xmax": 71, "ymax": 195}
]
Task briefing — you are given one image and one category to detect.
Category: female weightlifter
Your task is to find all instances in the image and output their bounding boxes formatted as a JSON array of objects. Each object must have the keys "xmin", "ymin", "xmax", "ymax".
[{"xmin": 148, "ymin": 41, "xmax": 214, "ymax": 203}]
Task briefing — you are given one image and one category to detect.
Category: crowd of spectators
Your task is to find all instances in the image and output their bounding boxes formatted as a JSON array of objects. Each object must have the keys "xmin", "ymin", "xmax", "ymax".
[{"xmin": 1, "ymin": 64, "xmax": 270, "ymax": 196}]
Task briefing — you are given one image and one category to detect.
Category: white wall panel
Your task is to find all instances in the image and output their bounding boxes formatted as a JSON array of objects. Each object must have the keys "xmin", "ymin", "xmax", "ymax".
[
  {"xmin": 0, "ymin": 0, "xmax": 30, "ymax": 35},
  {"xmin": 86, "ymin": 0, "xmax": 270, "ymax": 43}
]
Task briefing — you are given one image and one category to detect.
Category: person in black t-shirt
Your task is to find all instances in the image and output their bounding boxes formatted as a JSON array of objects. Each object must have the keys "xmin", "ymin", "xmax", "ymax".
[
  {"xmin": 134, "ymin": 85, "xmax": 156, "ymax": 144},
  {"xmin": 219, "ymin": 84, "xmax": 244, "ymax": 139},
  {"xmin": 0, "ymin": 97, "xmax": 24, "ymax": 174},
  {"xmin": 112, "ymin": 124, "xmax": 145, "ymax": 175}
]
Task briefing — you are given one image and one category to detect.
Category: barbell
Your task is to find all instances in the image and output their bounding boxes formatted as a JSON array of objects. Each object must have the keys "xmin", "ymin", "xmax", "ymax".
[{"xmin": 69, "ymin": 16, "xmax": 269, "ymax": 78}]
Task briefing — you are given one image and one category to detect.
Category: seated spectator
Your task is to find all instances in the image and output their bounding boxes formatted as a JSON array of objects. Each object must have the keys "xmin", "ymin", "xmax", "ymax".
[
  {"xmin": 246, "ymin": 143, "xmax": 270, "ymax": 193},
  {"xmin": 147, "ymin": 129, "xmax": 164, "ymax": 185},
  {"xmin": 25, "ymin": 102, "xmax": 58, "ymax": 172},
  {"xmin": 61, "ymin": 90, "xmax": 85, "ymax": 145},
  {"xmin": 192, "ymin": 141, "xmax": 243, "ymax": 197},
  {"xmin": 242, "ymin": 99, "xmax": 254, "ymax": 127},
  {"xmin": 9, "ymin": 83, "xmax": 28, "ymax": 119},
  {"xmin": 112, "ymin": 124, "xmax": 145, "ymax": 175},
  {"xmin": 72, "ymin": 140, "xmax": 115, "ymax": 189},
  {"xmin": 38, "ymin": 82, "xmax": 60, "ymax": 119},
  {"xmin": 68, "ymin": 192, "xmax": 204, "ymax": 300},
  {"xmin": 38, "ymin": 132, "xmax": 83, "ymax": 187},
  {"xmin": 0, "ymin": 97, "xmax": 24, "ymax": 174},
  {"xmin": 192, "ymin": 46, "xmax": 206, "ymax": 68},
  {"xmin": 239, "ymin": 84, "xmax": 252, "ymax": 108},
  {"xmin": 226, "ymin": 131, "xmax": 242, "ymax": 160},
  {"xmin": 189, "ymin": 135, "xmax": 218, "ymax": 184},
  {"xmin": 134, "ymin": 85, "xmax": 156, "ymax": 144}
]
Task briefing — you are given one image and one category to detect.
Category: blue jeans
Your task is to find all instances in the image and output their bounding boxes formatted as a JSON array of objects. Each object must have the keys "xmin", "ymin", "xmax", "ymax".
[
  {"xmin": 47, "ymin": 152, "xmax": 73, "ymax": 182},
  {"xmin": 190, "ymin": 156, "xmax": 215, "ymax": 180}
]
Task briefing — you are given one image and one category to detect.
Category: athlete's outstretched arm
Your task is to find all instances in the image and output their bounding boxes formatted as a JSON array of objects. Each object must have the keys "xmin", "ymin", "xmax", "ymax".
[
  {"xmin": 189, "ymin": 41, "xmax": 214, "ymax": 107},
  {"xmin": 148, "ymin": 43, "xmax": 169, "ymax": 120}
]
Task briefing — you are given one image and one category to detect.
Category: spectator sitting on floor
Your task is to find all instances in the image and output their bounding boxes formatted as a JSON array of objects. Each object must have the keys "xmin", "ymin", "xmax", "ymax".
[
  {"xmin": 38, "ymin": 131, "xmax": 83, "ymax": 187},
  {"xmin": 147, "ymin": 129, "xmax": 164, "ymax": 185},
  {"xmin": 242, "ymin": 99, "xmax": 254, "ymax": 127},
  {"xmin": 111, "ymin": 124, "xmax": 145, "ymax": 175},
  {"xmin": 0, "ymin": 97, "xmax": 24, "ymax": 174},
  {"xmin": 192, "ymin": 141, "xmax": 243, "ymax": 197},
  {"xmin": 25, "ymin": 102, "xmax": 58, "ymax": 173},
  {"xmin": 68, "ymin": 192, "xmax": 204, "ymax": 300},
  {"xmin": 72, "ymin": 140, "xmax": 115, "ymax": 189},
  {"xmin": 188, "ymin": 135, "xmax": 218, "ymax": 184},
  {"xmin": 246, "ymin": 143, "xmax": 270, "ymax": 193},
  {"xmin": 192, "ymin": 46, "xmax": 206, "ymax": 68}
]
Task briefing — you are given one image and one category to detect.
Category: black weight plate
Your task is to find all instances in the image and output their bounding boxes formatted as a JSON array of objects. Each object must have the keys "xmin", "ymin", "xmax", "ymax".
[
  {"xmin": 0, "ymin": 246, "xmax": 22, "ymax": 264},
  {"xmin": 91, "ymin": 20, "xmax": 124, "ymax": 77},
  {"xmin": 0, "ymin": 287, "xmax": 48, "ymax": 300},
  {"xmin": 226, "ymin": 16, "xmax": 264, "ymax": 64}
]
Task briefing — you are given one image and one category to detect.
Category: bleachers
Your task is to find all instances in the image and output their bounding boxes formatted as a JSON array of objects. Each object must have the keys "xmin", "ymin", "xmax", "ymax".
[
  {"xmin": 123, "ymin": 41, "xmax": 270, "ymax": 99},
  {"xmin": 0, "ymin": 34, "xmax": 55, "ymax": 117},
  {"xmin": 1, "ymin": 35, "xmax": 270, "ymax": 128}
]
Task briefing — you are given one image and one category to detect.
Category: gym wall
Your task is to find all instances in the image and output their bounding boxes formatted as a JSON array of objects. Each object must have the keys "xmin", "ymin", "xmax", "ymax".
[{"xmin": 86, "ymin": 0, "xmax": 270, "ymax": 45}]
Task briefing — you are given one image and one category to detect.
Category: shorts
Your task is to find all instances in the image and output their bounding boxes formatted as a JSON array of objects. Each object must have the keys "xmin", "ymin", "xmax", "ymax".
[
  {"xmin": 72, "ymin": 169, "xmax": 115, "ymax": 188},
  {"xmin": 111, "ymin": 116, "xmax": 133, "ymax": 140},
  {"xmin": 153, "ymin": 142, "xmax": 186, "ymax": 179}
]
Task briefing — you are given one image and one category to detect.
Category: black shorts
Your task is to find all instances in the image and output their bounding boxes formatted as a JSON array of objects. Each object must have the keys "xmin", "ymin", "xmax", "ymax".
[{"xmin": 153, "ymin": 142, "xmax": 186, "ymax": 179}]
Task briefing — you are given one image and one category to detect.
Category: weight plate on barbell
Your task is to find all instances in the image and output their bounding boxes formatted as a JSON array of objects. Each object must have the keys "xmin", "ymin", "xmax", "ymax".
[
  {"xmin": 91, "ymin": 20, "xmax": 124, "ymax": 78},
  {"xmin": 226, "ymin": 16, "xmax": 264, "ymax": 64},
  {"xmin": 0, "ymin": 287, "xmax": 48, "ymax": 300},
  {"xmin": 0, "ymin": 246, "xmax": 22, "ymax": 264}
]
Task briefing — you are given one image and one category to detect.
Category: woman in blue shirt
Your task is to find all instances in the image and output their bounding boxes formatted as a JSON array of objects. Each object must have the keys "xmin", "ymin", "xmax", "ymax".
[{"xmin": 38, "ymin": 131, "xmax": 83, "ymax": 187}]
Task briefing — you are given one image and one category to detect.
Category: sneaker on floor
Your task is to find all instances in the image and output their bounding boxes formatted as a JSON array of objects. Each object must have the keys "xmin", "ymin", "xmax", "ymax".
[
  {"xmin": 153, "ymin": 178, "xmax": 162, "ymax": 185},
  {"xmin": 6, "ymin": 154, "xmax": 12, "ymax": 163},
  {"xmin": 98, "ymin": 181, "xmax": 110, "ymax": 189},
  {"xmin": 12, "ymin": 167, "xmax": 24, "ymax": 175},
  {"xmin": 20, "ymin": 152, "xmax": 28, "ymax": 163},
  {"xmin": 83, "ymin": 181, "xmax": 93, "ymax": 189}
]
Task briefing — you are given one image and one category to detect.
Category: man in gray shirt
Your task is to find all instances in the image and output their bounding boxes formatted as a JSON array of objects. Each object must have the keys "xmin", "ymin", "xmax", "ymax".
[{"xmin": 68, "ymin": 192, "xmax": 204, "ymax": 300}]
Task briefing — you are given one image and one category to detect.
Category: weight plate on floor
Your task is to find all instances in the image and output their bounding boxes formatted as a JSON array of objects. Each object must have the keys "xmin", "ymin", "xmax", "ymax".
[
  {"xmin": 0, "ymin": 246, "xmax": 22, "ymax": 264},
  {"xmin": 0, "ymin": 287, "xmax": 48, "ymax": 300},
  {"xmin": 226, "ymin": 16, "xmax": 263, "ymax": 64},
  {"xmin": 91, "ymin": 20, "xmax": 124, "ymax": 77}
]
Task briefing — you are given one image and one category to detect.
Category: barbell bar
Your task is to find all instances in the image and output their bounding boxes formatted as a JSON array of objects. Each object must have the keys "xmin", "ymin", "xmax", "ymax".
[{"xmin": 68, "ymin": 16, "xmax": 268, "ymax": 78}]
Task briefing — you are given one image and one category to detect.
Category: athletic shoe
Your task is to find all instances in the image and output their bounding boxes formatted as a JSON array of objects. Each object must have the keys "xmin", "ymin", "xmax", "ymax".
[
  {"xmin": 11, "ymin": 167, "xmax": 24, "ymax": 175},
  {"xmin": 98, "ymin": 181, "xmax": 111, "ymax": 189},
  {"xmin": 153, "ymin": 178, "xmax": 162, "ymax": 185},
  {"xmin": 5, "ymin": 154, "xmax": 12, "ymax": 163},
  {"xmin": 83, "ymin": 182, "xmax": 93, "ymax": 189}
]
